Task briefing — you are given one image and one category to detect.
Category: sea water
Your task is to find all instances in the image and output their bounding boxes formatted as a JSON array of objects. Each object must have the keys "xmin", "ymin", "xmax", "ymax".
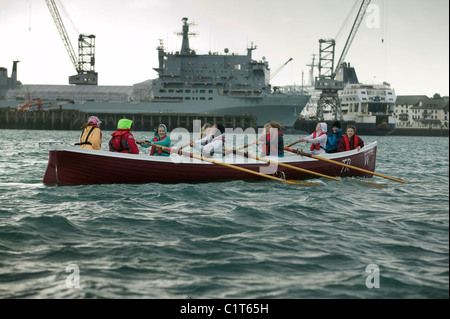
[{"xmin": 0, "ymin": 129, "xmax": 448, "ymax": 299}]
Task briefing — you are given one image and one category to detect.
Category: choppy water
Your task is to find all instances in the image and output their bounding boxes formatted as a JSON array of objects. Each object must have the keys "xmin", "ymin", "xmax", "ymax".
[{"xmin": 0, "ymin": 129, "xmax": 448, "ymax": 300}]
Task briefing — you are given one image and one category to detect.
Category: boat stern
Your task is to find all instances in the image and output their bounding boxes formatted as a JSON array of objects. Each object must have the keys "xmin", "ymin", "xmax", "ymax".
[
  {"xmin": 40, "ymin": 140, "xmax": 63, "ymax": 186},
  {"xmin": 43, "ymin": 150, "xmax": 58, "ymax": 186}
]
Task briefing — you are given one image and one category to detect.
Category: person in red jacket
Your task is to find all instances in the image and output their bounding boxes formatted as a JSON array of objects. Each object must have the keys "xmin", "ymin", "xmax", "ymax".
[
  {"xmin": 337, "ymin": 125, "xmax": 364, "ymax": 152},
  {"xmin": 108, "ymin": 118, "xmax": 139, "ymax": 154}
]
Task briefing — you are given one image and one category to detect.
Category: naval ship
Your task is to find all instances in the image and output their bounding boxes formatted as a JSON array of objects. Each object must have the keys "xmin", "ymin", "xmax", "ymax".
[{"xmin": 0, "ymin": 18, "xmax": 310, "ymax": 128}]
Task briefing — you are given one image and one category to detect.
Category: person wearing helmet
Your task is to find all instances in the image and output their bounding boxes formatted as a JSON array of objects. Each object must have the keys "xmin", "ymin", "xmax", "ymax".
[
  {"xmin": 108, "ymin": 118, "xmax": 139, "ymax": 154},
  {"xmin": 137, "ymin": 124, "xmax": 171, "ymax": 156},
  {"xmin": 75, "ymin": 115, "xmax": 102, "ymax": 150},
  {"xmin": 297, "ymin": 122, "xmax": 328, "ymax": 155}
]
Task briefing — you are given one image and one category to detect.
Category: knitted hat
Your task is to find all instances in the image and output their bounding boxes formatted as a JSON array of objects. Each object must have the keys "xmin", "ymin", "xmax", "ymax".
[
  {"xmin": 117, "ymin": 118, "xmax": 133, "ymax": 130},
  {"xmin": 332, "ymin": 121, "xmax": 341, "ymax": 129}
]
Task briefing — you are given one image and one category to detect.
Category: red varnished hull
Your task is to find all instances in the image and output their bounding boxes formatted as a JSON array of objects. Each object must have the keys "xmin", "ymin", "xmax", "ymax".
[{"xmin": 43, "ymin": 143, "xmax": 377, "ymax": 186}]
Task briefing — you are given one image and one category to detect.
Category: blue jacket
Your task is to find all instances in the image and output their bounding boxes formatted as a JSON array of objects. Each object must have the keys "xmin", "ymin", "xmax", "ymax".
[{"xmin": 326, "ymin": 129, "xmax": 343, "ymax": 153}]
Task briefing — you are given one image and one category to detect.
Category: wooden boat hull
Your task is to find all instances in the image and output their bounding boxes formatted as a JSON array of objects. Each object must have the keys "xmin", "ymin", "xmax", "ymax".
[{"xmin": 42, "ymin": 142, "xmax": 377, "ymax": 186}]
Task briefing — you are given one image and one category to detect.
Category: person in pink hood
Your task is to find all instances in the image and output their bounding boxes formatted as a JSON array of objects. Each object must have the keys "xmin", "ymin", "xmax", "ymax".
[
  {"xmin": 75, "ymin": 115, "xmax": 102, "ymax": 150},
  {"xmin": 296, "ymin": 122, "xmax": 328, "ymax": 155}
]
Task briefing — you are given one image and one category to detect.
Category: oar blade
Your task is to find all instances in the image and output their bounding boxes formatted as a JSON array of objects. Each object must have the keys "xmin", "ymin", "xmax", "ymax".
[{"xmin": 349, "ymin": 178, "xmax": 388, "ymax": 189}]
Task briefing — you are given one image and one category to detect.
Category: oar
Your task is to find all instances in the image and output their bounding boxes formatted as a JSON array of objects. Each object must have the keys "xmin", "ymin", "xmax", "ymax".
[
  {"xmin": 285, "ymin": 140, "xmax": 301, "ymax": 148},
  {"xmin": 235, "ymin": 140, "xmax": 257, "ymax": 151},
  {"xmin": 238, "ymin": 137, "xmax": 298, "ymax": 152},
  {"xmin": 285, "ymin": 147, "xmax": 407, "ymax": 184},
  {"xmin": 176, "ymin": 141, "xmax": 192, "ymax": 154},
  {"xmin": 350, "ymin": 178, "xmax": 387, "ymax": 189},
  {"xmin": 224, "ymin": 147, "xmax": 341, "ymax": 182},
  {"xmin": 149, "ymin": 143, "xmax": 301, "ymax": 185}
]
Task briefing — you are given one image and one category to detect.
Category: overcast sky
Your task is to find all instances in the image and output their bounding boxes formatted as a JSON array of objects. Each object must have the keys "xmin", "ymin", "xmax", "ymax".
[{"xmin": 0, "ymin": 0, "xmax": 448, "ymax": 97}]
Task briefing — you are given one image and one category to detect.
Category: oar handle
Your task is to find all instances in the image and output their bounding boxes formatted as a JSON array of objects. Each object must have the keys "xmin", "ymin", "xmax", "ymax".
[
  {"xmin": 286, "ymin": 147, "xmax": 407, "ymax": 184},
  {"xmin": 234, "ymin": 140, "xmax": 257, "ymax": 151},
  {"xmin": 285, "ymin": 140, "xmax": 301, "ymax": 148}
]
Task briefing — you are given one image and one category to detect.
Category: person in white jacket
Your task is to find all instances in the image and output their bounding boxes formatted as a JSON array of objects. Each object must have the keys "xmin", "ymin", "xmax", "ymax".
[
  {"xmin": 190, "ymin": 124, "xmax": 225, "ymax": 159},
  {"xmin": 297, "ymin": 122, "xmax": 328, "ymax": 155}
]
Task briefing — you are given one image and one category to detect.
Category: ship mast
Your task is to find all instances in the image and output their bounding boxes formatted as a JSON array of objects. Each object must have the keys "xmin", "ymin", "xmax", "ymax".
[{"xmin": 176, "ymin": 17, "xmax": 197, "ymax": 55}]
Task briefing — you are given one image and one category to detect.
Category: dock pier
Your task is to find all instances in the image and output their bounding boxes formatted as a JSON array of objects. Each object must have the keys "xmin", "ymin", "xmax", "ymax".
[{"xmin": 0, "ymin": 108, "xmax": 257, "ymax": 131}]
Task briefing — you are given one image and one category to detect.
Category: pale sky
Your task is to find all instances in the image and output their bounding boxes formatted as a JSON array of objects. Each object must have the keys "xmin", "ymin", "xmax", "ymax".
[{"xmin": 0, "ymin": 0, "xmax": 448, "ymax": 97}]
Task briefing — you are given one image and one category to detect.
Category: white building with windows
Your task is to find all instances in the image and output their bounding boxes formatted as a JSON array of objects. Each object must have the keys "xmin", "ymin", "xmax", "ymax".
[{"xmin": 395, "ymin": 95, "xmax": 449, "ymax": 129}]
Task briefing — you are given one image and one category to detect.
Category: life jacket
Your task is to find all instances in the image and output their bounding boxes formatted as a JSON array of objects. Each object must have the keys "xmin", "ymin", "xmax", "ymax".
[
  {"xmin": 109, "ymin": 130, "xmax": 133, "ymax": 153},
  {"xmin": 75, "ymin": 125, "xmax": 101, "ymax": 147},
  {"xmin": 150, "ymin": 135, "xmax": 170, "ymax": 155},
  {"xmin": 342, "ymin": 134, "xmax": 360, "ymax": 151},
  {"xmin": 265, "ymin": 132, "xmax": 283, "ymax": 156},
  {"xmin": 310, "ymin": 132, "xmax": 326, "ymax": 151}
]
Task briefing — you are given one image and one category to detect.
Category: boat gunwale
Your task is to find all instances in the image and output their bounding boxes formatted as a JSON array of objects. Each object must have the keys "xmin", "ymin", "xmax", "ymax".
[{"xmin": 45, "ymin": 141, "xmax": 378, "ymax": 166}]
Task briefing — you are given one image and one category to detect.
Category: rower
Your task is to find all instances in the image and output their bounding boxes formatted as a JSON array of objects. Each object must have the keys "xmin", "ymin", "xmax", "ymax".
[
  {"xmin": 191, "ymin": 123, "xmax": 225, "ymax": 159},
  {"xmin": 296, "ymin": 122, "xmax": 328, "ymax": 155}
]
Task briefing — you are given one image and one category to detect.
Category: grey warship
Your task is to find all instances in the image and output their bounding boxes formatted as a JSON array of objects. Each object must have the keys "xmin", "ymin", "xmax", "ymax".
[{"xmin": 0, "ymin": 17, "xmax": 310, "ymax": 127}]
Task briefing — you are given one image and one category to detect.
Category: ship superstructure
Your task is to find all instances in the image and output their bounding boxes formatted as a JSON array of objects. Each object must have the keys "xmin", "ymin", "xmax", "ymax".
[
  {"xmin": 337, "ymin": 80, "xmax": 396, "ymax": 130},
  {"xmin": 1, "ymin": 17, "xmax": 309, "ymax": 127}
]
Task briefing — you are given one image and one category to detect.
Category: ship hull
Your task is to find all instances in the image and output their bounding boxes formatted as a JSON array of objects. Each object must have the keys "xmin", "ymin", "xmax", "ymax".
[{"xmin": 2, "ymin": 94, "xmax": 309, "ymax": 127}]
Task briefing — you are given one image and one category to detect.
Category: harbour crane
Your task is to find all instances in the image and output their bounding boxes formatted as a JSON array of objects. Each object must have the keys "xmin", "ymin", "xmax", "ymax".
[
  {"xmin": 334, "ymin": 0, "xmax": 372, "ymax": 79},
  {"xmin": 270, "ymin": 58, "xmax": 293, "ymax": 80},
  {"xmin": 45, "ymin": 0, "xmax": 98, "ymax": 85},
  {"xmin": 315, "ymin": 0, "xmax": 371, "ymax": 120}
]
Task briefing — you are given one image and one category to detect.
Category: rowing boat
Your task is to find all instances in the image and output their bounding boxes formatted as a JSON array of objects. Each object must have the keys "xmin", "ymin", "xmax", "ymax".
[{"xmin": 41, "ymin": 140, "xmax": 377, "ymax": 186}]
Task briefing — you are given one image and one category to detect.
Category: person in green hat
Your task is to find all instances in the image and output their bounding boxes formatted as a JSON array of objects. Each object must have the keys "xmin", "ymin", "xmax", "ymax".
[
  {"xmin": 137, "ymin": 124, "xmax": 171, "ymax": 156},
  {"xmin": 108, "ymin": 118, "xmax": 139, "ymax": 154}
]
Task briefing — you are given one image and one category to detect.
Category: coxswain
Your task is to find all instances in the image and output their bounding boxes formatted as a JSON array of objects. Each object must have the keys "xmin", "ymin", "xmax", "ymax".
[{"xmin": 75, "ymin": 115, "xmax": 102, "ymax": 150}]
